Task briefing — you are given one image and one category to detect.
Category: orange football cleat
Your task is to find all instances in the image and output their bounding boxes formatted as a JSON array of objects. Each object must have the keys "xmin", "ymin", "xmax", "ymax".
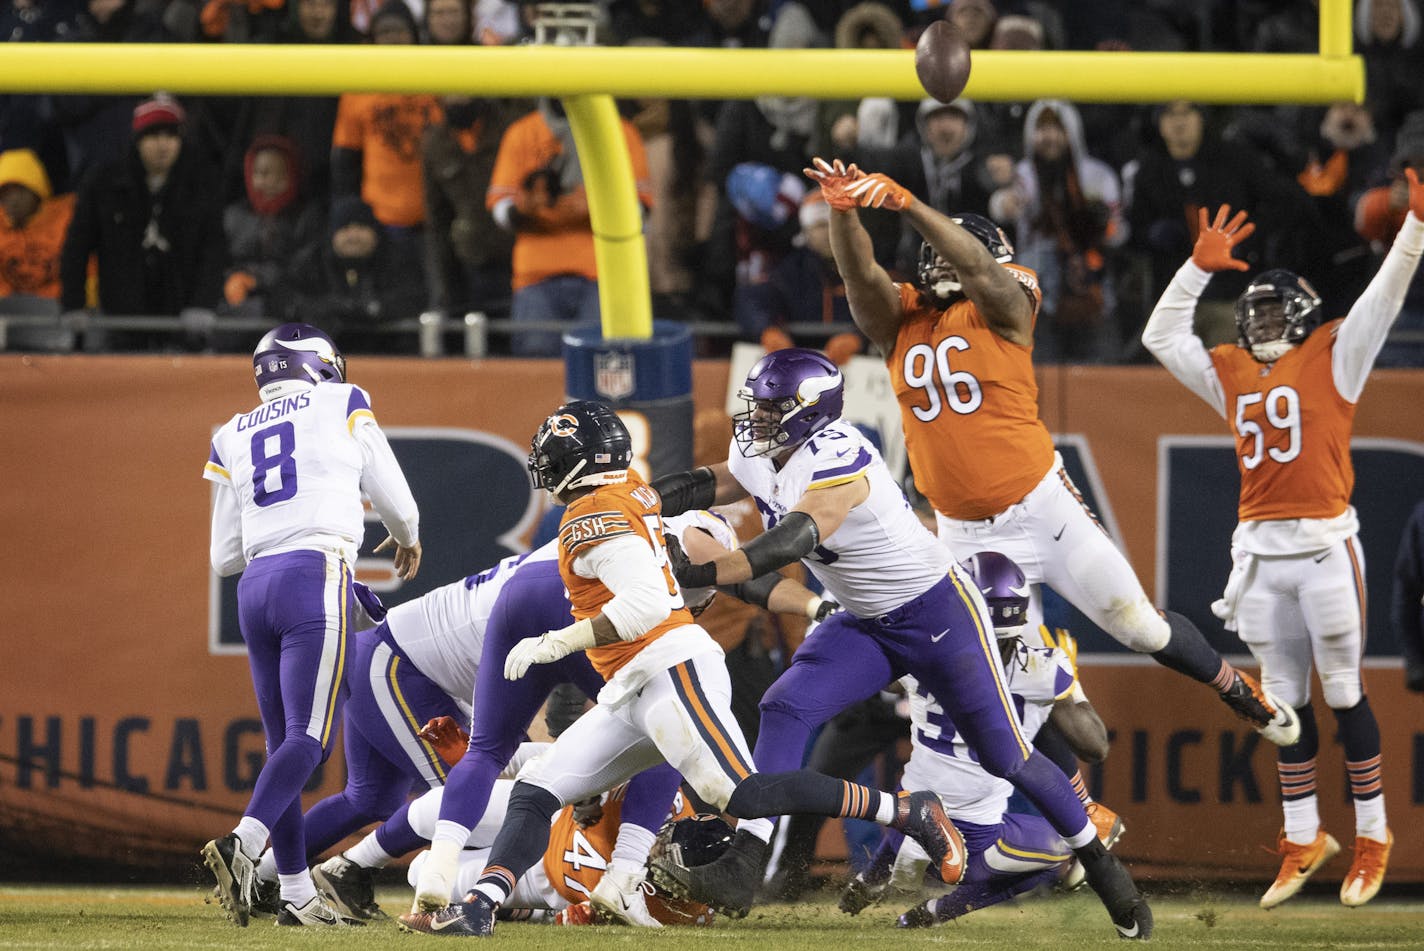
[
  {"xmin": 1259, "ymin": 830, "xmax": 1340, "ymax": 909},
  {"xmin": 1086, "ymin": 802, "xmax": 1125, "ymax": 850},
  {"xmin": 1339, "ymin": 830, "xmax": 1392, "ymax": 907}
]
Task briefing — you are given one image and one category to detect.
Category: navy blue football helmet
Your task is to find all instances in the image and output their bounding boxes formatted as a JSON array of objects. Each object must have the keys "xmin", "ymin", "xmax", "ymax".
[
  {"xmin": 653, "ymin": 814, "xmax": 735, "ymax": 871},
  {"xmin": 527, "ymin": 400, "xmax": 633, "ymax": 499},
  {"xmin": 734, "ymin": 347, "xmax": 844, "ymax": 458},
  {"xmin": 961, "ymin": 550, "xmax": 1030, "ymax": 636},
  {"xmin": 1234, "ymin": 269, "xmax": 1323, "ymax": 363},
  {"xmin": 917, "ymin": 213, "xmax": 1015, "ymax": 304},
  {"xmin": 252, "ymin": 323, "xmax": 345, "ymax": 397}
]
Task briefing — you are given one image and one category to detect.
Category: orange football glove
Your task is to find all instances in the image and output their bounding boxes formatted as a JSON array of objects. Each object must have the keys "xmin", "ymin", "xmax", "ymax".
[
  {"xmin": 418, "ymin": 716, "xmax": 470, "ymax": 768},
  {"xmin": 803, "ymin": 156, "xmax": 863, "ymax": 212},
  {"xmin": 1406, "ymin": 167, "xmax": 1424, "ymax": 220},
  {"xmin": 845, "ymin": 172, "xmax": 916, "ymax": 212},
  {"xmin": 1191, "ymin": 205, "xmax": 1255, "ymax": 273},
  {"xmin": 223, "ymin": 271, "xmax": 258, "ymax": 306}
]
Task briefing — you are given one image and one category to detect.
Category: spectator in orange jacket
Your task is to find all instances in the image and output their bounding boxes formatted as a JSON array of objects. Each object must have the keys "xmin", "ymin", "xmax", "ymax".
[
  {"xmin": 0, "ymin": 148, "xmax": 75, "ymax": 310},
  {"xmin": 486, "ymin": 98, "xmax": 652, "ymax": 356}
]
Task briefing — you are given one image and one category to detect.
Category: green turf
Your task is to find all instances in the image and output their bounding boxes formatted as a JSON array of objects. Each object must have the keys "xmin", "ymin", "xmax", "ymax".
[{"xmin": 1, "ymin": 886, "xmax": 1421, "ymax": 950}]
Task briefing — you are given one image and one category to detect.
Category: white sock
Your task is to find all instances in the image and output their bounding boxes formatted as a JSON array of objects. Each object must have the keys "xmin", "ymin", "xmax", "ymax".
[
  {"xmin": 874, "ymin": 792, "xmax": 896, "ymax": 826},
  {"xmin": 1064, "ymin": 821, "xmax": 1096, "ymax": 850},
  {"xmin": 1354, "ymin": 795, "xmax": 1388, "ymax": 840},
  {"xmin": 609, "ymin": 822, "xmax": 658, "ymax": 878},
  {"xmin": 433, "ymin": 819, "xmax": 473, "ymax": 849},
  {"xmin": 345, "ymin": 834, "xmax": 397, "ymax": 870},
  {"xmin": 1283, "ymin": 794, "xmax": 1321, "ymax": 845},
  {"xmin": 234, "ymin": 817, "xmax": 270, "ymax": 860},
  {"xmin": 279, "ymin": 872, "xmax": 317, "ymax": 905},
  {"xmin": 255, "ymin": 849, "xmax": 278, "ymax": 884},
  {"xmin": 736, "ymin": 817, "xmax": 774, "ymax": 844}
]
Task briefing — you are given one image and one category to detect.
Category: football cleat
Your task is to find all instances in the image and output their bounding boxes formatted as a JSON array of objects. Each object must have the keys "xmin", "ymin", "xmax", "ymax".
[
  {"xmin": 890, "ymin": 791, "xmax": 966, "ymax": 885},
  {"xmin": 312, "ymin": 853, "xmax": 386, "ymax": 920},
  {"xmin": 838, "ymin": 871, "xmax": 888, "ymax": 916},
  {"xmin": 1339, "ymin": 831, "xmax": 1392, "ymax": 907},
  {"xmin": 201, "ymin": 833, "xmax": 256, "ymax": 927},
  {"xmin": 1260, "ymin": 829, "xmax": 1340, "ymax": 909},
  {"xmin": 1078, "ymin": 842, "xmax": 1152, "ymax": 940},
  {"xmin": 398, "ymin": 891, "xmax": 497, "ymax": 937},
  {"xmin": 896, "ymin": 900, "xmax": 938, "ymax": 929},
  {"xmin": 252, "ymin": 877, "xmax": 281, "ymax": 917},
  {"xmin": 1086, "ymin": 802, "xmax": 1125, "ymax": 850},
  {"xmin": 276, "ymin": 895, "xmax": 364, "ymax": 927},
  {"xmin": 1220, "ymin": 672, "xmax": 1300, "ymax": 746},
  {"xmin": 651, "ymin": 827, "xmax": 766, "ymax": 919},
  {"xmin": 589, "ymin": 869, "xmax": 662, "ymax": 927}
]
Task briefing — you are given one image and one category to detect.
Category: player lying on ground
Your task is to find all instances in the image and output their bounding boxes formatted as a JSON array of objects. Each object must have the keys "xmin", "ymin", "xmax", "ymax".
[{"xmin": 837, "ymin": 552, "xmax": 1125, "ymax": 929}]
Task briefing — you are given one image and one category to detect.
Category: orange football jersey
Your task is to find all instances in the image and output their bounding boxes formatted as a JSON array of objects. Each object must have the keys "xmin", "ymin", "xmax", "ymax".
[
  {"xmin": 557, "ymin": 470, "xmax": 692, "ymax": 679},
  {"xmin": 888, "ymin": 271, "xmax": 1054, "ymax": 520},
  {"xmin": 1209, "ymin": 320, "xmax": 1355, "ymax": 522}
]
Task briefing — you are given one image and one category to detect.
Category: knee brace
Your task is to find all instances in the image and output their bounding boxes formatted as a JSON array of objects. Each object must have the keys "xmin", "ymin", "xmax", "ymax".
[{"xmin": 1104, "ymin": 599, "xmax": 1170, "ymax": 653}]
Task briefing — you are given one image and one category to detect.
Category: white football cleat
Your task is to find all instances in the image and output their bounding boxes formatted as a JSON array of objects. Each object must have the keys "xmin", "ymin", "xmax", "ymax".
[{"xmin": 589, "ymin": 869, "xmax": 662, "ymax": 927}]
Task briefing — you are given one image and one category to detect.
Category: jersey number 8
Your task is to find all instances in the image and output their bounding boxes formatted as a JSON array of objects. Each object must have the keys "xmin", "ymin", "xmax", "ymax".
[
  {"xmin": 903, "ymin": 337, "xmax": 983, "ymax": 421},
  {"xmin": 251, "ymin": 421, "xmax": 299, "ymax": 507}
]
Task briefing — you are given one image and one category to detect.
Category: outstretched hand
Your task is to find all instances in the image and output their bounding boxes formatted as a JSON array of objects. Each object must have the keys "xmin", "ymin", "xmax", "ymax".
[
  {"xmin": 1407, "ymin": 167, "xmax": 1424, "ymax": 220},
  {"xmin": 1191, "ymin": 205, "xmax": 1255, "ymax": 273},
  {"xmin": 804, "ymin": 156, "xmax": 864, "ymax": 212},
  {"xmin": 844, "ymin": 172, "xmax": 916, "ymax": 212}
]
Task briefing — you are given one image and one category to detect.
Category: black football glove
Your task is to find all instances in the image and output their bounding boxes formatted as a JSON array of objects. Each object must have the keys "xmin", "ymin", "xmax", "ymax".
[
  {"xmin": 813, "ymin": 599, "xmax": 841, "ymax": 622},
  {"xmin": 663, "ymin": 532, "xmax": 718, "ymax": 590}
]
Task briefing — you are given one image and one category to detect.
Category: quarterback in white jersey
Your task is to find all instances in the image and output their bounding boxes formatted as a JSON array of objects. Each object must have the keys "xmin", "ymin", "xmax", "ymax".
[
  {"xmin": 201, "ymin": 324, "xmax": 420, "ymax": 929},
  {"xmin": 655, "ymin": 348, "xmax": 1151, "ymax": 939}
]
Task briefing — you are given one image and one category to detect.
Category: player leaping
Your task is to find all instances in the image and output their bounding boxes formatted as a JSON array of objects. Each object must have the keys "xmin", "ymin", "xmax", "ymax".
[{"xmin": 805, "ymin": 157, "xmax": 1299, "ymax": 748}]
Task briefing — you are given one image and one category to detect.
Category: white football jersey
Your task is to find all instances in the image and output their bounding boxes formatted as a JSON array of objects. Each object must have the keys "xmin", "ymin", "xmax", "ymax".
[
  {"xmin": 205, "ymin": 383, "xmax": 379, "ymax": 564},
  {"xmin": 901, "ymin": 643, "xmax": 1075, "ymax": 826},
  {"xmin": 725, "ymin": 421, "xmax": 950, "ymax": 618}
]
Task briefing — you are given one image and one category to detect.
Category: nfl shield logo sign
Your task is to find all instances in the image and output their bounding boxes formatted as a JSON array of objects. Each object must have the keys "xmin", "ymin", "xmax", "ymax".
[{"xmin": 594, "ymin": 351, "xmax": 635, "ymax": 401}]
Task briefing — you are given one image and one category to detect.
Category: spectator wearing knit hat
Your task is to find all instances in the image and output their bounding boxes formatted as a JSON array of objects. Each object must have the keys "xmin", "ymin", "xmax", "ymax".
[{"xmin": 59, "ymin": 95, "xmax": 226, "ymax": 350}]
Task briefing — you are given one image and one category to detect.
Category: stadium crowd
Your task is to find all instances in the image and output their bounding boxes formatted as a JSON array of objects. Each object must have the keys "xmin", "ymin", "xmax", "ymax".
[{"xmin": 2, "ymin": 0, "xmax": 1423, "ymax": 362}]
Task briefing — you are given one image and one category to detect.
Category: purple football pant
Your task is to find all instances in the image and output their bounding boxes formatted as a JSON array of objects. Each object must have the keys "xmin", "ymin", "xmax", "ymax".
[
  {"xmin": 435, "ymin": 561, "xmax": 607, "ymax": 832},
  {"xmin": 928, "ymin": 814, "xmax": 1067, "ymax": 920},
  {"xmin": 301, "ymin": 623, "xmax": 466, "ymax": 860},
  {"xmin": 755, "ymin": 573, "xmax": 1090, "ymax": 840},
  {"xmin": 237, "ymin": 549, "xmax": 352, "ymax": 875}
]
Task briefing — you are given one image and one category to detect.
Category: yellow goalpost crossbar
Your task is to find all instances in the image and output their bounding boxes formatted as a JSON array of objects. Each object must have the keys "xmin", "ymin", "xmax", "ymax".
[{"xmin": 0, "ymin": 0, "xmax": 1360, "ymax": 340}]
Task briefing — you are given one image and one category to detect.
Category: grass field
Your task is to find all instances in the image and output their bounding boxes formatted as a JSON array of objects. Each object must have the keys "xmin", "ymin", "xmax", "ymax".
[{"xmin": 2, "ymin": 885, "xmax": 1422, "ymax": 950}]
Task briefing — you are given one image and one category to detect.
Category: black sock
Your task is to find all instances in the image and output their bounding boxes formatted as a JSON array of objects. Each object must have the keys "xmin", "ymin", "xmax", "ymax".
[
  {"xmin": 473, "ymin": 782, "xmax": 561, "ymax": 903},
  {"xmin": 1151, "ymin": 611, "xmax": 1228, "ymax": 685},
  {"xmin": 726, "ymin": 770, "xmax": 883, "ymax": 821}
]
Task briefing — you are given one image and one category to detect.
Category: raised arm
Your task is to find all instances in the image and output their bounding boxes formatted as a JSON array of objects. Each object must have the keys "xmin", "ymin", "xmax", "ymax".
[
  {"xmin": 903, "ymin": 202, "xmax": 1033, "ymax": 344},
  {"xmin": 807, "ymin": 158, "xmax": 905, "ymax": 356}
]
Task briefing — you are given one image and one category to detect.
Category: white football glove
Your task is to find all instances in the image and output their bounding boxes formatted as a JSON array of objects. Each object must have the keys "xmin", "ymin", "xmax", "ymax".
[{"xmin": 504, "ymin": 619, "xmax": 597, "ymax": 680}]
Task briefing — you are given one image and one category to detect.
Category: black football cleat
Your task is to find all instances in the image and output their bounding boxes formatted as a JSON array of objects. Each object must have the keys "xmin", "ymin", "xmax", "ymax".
[
  {"xmin": 398, "ymin": 891, "xmax": 497, "ymax": 937},
  {"xmin": 251, "ymin": 876, "xmax": 281, "ymax": 918},
  {"xmin": 896, "ymin": 900, "xmax": 938, "ymax": 929},
  {"xmin": 201, "ymin": 834, "xmax": 255, "ymax": 927},
  {"xmin": 838, "ymin": 871, "xmax": 887, "ymax": 915},
  {"xmin": 650, "ymin": 828, "xmax": 767, "ymax": 919},
  {"xmin": 1078, "ymin": 842, "xmax": 1153, "ymax": 940},
  {"xmin": 890, "ymin": 791, "xmax": 966, "ymax": 885},
  {"xmin": 1219, "ymin": 671, "xmax": 1300, "ymax": 745},
  {"xmin": 312, "ymin": 853, "xmax": 386, "ymax": 920}
]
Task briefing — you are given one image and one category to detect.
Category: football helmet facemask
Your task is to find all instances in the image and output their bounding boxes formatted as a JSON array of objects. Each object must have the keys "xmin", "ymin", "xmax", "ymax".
[
  {"xmin": 527, "ymin": 400, "xmax": 633, "ymax": 501},
  {"xmin": 733, "ymin": 347, "xmax": 844, "ymax": 458},
  {"xmin": 961, "ymin": 550, "xmax": 1030, "ymax": 639},
  {"xmin": 1234, "ymin": 269, "xmax": 1323, "ymax": 363},
  {"xmin": 252, "ymin": 322, "xmax": 346, "ymax": 400},
  {"xmin": 916, "ymin": 213, "xmax": 1014, "ymax": 305}
]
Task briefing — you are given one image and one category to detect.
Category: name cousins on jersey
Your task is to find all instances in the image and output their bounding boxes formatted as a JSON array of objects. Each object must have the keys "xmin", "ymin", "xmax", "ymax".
[{"xmin": 234, "ymin": 391, "xmax": 312, "ymax": 432}]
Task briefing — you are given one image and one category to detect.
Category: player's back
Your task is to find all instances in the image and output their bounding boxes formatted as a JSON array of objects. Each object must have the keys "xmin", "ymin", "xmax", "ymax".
[
  {"xmin": 558, "ymin": 471, "xmax": 694, "ymax": 679},
  {"xmin": 727, "ymin": 420, "xmax": 950, "ymax": 618},
  {"xmin": 210, "ymin": 383, "xmax": 373, "ymax": 563},
  {"xmin": 888, "ymin": 277, "xmax": 1055, "ymax": 520}
]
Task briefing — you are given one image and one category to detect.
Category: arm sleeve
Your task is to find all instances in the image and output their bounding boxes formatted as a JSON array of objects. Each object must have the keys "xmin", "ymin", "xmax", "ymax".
[
  {"xmin": 209, "ymin": 483, "xmax": 247, "ymax": 577},
  {"xmin": 1332, "ymin": 213, "xmax": 1424, "ymax": 403},
  {"xmin": 1141, "ymin": 259, "xmax": 1228, "ymax": 418},
  {"xmin": 574, "ymin": 534, "xmax": 672, "ymax": 641},
  {"xmin": 353, "ymin": 413, "xmax": 420, "ymax": 547}
]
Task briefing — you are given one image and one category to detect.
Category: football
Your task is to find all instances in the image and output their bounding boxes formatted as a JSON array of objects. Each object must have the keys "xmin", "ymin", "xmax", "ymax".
[{"xmin": 915, "ymin": 20, "xmax": 972, "ymax": 103}]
